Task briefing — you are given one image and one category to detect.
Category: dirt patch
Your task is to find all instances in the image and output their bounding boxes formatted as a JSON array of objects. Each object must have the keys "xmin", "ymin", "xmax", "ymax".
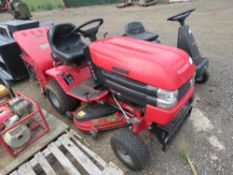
[
  {"xmin": 189, "ymin": 108, "xmax": 214, "ymax": 132},
  {"xmin": 207, "ymin": 135, "xmax": 225, "ymax": 151}
]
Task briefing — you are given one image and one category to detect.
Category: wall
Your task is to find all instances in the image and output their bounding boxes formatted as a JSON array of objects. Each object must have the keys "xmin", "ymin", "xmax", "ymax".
[{"xmin": 64, "ymin": 0, "xmax": 121, "ymax": 7}]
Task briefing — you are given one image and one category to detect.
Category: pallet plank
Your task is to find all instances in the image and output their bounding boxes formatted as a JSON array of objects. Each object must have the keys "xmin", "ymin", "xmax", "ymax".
[
  {"xmin": 34, "ymin": 152, "xmax": 57, "ymax": 175},
  {"xmin": 17, "ymin": 163, "xmax": 36, "ymax": 175},
  {"xmin": 58, "ymin": 135, "xmax": 102, "ymax": 175},
  {"xmin": 48, "ymin": 142, "xmax": 80, "ymax": 175},
  {"xmin": 7, "ymin": 130, "xmax": 124, "ymax": 175},
  {"xmin": 67, "ymin": 132, "xmax": 107, "ymax": 167},
  {"xmin": 9, "ymin": 172, "xmax": 19, "ymax": 175}
]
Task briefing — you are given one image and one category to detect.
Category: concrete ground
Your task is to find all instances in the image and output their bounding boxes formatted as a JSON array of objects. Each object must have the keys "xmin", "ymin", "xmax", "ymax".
[{"xmin": 1, "ymin": 0, "xmax": 233, "ymax": 174}]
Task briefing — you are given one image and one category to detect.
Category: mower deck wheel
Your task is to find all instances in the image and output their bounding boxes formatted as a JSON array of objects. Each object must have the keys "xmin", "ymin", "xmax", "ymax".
[
  {"xmin": 196, "ymin": 70, "xmax": 209, "ymax": 84},
  {"xmin": 110, "ymin": 128, "xmax": 149, "ymax": 171},
  {"xmin": 46, "ymin": 80, "xmax": 79, "ymax": 114}
]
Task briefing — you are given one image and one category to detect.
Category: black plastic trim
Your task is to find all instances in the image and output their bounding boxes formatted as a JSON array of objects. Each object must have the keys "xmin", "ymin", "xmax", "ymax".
[
  {"xmin": 101, "ymin": 69, "xmax": 157, "ymax": 96},
  {"xmin": 101, "ymin": 70, "xmax": 157, "ymax": 106},
  {"xmin": 151, "ymin": 100, "xmax": 192, "ymax": 151},
  {"xmin": 112, "ymin": 66, "xmax": 129, "ymax": 75},
  {"xmin": 178, "ymin": 79, "xmax": 191, "ymax": 100}
]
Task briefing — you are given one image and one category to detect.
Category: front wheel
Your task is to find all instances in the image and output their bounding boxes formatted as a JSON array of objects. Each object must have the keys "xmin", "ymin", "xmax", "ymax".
[
  {"xmin": 46, "ymin": 80, "xmax": 79, "ymax": 114},
  {"xmin": 110, "ymin": 128, "xmax": 149, "ymax": 171},
  {"xmin": 195, "ymin": 70, "xmax": 209, "ymax": 84}
]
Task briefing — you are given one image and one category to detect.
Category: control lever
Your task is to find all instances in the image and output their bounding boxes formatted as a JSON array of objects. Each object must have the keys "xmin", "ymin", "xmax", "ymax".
[{"xmin": 112, "ymin": 94, "xmax": 132, "ymax": 123}]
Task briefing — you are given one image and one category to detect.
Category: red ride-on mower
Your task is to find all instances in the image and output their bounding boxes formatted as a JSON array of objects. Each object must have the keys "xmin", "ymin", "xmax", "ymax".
[{"xmin": 13, "ymin": 19, "xmax": 195, "ymax": 170}]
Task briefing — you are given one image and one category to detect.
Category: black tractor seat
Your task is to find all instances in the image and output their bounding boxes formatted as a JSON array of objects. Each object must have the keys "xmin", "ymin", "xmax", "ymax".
[
  {"xmin": 124, "ymin": 21, "xmax": 159, "ymax": 42},
  {"xmin": 48, "ymin": 23, "xmax": 86, "ymax": 64}
]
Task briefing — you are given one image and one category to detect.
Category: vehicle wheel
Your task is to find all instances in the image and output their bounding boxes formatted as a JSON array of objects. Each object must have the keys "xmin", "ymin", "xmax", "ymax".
[
  {"xmin": 110, "ymin": 128, "xmax": 149, "ymax": 171},
  {"xmin": 195, "ymin": 70, "xmax": 209, "ymax": 84},
  {"xmin": 46, "ymin": 80, "xmax": 79, "ymax": 114}
]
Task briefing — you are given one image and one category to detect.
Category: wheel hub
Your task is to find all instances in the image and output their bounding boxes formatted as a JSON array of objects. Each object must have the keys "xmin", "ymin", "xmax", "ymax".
[
  {"xmin": 116, "ymin": 145, "xmax": 135, "ymax": 167},
  {"xmin": 49, "ymin": 91, "xmax": 60, "ymax": 108}
]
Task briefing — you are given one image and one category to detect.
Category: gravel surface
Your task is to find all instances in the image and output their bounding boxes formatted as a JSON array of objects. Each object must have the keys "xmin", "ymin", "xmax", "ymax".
[{"xmin": 0, "ymin": 0, "xmax": 232, "ymax": 174}]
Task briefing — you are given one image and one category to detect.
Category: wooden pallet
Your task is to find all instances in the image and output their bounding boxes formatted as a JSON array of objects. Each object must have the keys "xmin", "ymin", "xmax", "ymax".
[
  {"xmin": 9, "ymin": 130, "xmax": 124, "ymax": 175},
  {"xmin": 0, "ymin": 110, "xmax": 68, "ymax": 175}
]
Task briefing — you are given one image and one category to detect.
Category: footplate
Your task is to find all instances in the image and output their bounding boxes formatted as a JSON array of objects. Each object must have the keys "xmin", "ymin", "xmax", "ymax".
[
  {"xmin": 151, "ymin": 103, "xmax": 192, "ymax": 151},
  {"xmin": 69, "ymin": 77, "xmax": 108, "ymax": 101}
]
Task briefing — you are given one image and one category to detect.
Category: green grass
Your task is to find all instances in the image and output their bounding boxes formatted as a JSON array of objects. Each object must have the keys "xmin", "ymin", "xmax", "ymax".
[{"xmin": 22, "ymin": 0, "xmax": 62, "ymax": 11}]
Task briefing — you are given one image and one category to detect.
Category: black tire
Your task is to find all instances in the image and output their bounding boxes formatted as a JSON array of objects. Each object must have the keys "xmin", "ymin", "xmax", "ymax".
[
  {"xmin": 195, "ymin": 70, "xmax": 209, "ymax": 84},
  {"xmin": 110, "ymin": 128, "xmax": 149, "ymax": 171},
  {"xmin": 46, "ymin": 80, "xmax": 78, "ymax": 114}
]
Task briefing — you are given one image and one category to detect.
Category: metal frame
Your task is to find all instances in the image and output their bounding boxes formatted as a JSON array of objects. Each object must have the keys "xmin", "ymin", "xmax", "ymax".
[{"xmin": 0, "ymin": 92, "xmax": 49, "ymax": 157}]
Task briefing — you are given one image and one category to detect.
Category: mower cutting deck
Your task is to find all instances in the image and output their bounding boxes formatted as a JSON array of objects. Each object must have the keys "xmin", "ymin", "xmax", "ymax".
[{"xmin": 13, "ymin": 18, "xmax": 196, "ymax": 170}]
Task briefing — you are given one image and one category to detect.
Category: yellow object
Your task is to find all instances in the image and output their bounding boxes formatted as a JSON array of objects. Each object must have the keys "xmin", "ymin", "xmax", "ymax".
[
  {"xmin": 0, "ymin": 85, "xmax": 9, "ymax": 98},
  {"xmin": 77, "ymin": 111, "xmax": 86, "ymax": 118}
]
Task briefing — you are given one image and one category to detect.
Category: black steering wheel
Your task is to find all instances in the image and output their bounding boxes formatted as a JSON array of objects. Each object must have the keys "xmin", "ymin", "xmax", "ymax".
[
  {"xmin": 65, "ymin": 18, "xmax": 103, "ymax": 41},
  {"xmin": 167, "ymin": 8, "xmax": 195, "ymax": 26}
]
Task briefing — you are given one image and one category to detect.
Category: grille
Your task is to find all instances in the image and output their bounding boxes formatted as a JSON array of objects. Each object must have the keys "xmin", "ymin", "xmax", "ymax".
[{"xmin": 178, "ymin": 79, "xmax": 191, "ymax": 100}]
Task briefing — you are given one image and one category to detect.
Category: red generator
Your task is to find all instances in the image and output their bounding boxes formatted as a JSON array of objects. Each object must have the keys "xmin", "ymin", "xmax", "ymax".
[{"xmin": 0, "ymin": 92, "xmax": 49, "ymax": 157}]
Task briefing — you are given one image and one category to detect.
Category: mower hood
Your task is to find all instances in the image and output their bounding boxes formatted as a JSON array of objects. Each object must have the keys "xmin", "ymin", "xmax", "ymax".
[{"xmin": 89, "ymin": 36, "xmax": 196, "ymax": 90}]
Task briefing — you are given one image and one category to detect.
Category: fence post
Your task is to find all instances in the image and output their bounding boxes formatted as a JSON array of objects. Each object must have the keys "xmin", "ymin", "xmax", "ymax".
[{"xmin": 60, "ymin": 0, "xmax": 67, "ymax": 8}]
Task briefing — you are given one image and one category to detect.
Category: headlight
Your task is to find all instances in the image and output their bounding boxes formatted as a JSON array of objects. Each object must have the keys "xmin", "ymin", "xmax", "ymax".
[{"xmin": 157, "ymin": 89, "xmax": 178, "ymax": 109}]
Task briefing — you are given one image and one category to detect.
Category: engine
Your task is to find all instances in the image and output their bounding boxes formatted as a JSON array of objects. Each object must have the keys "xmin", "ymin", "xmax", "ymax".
[{"xmin": 0, "ymin": 97, "xmax": 33, "ymax": 149}]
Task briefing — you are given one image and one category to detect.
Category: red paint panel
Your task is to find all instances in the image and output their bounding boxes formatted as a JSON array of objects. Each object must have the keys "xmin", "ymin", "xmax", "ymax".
[
  {"xmin": 13, "ymin": 27, "xmax": 53, "ymax": 73},
  {"xmin": 89, "ymin": 36, "xmax": 196, "ymax": 90}
]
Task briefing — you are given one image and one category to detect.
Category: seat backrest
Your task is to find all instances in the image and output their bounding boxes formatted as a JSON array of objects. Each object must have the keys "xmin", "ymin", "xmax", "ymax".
[
  {"xmin": 48, "ymin": 23, "xmax": 76, "ymax": 53},
  {"xmin": 125, "ymin": 21, "xmax": 146, "ymax": 35},
  {"xmin": 48, "ymin": 23, "xmax": 87, "ymax": 64},
  {"xmin": 47, "ymin": 23, "xmax": 76, "ymax": 61}
]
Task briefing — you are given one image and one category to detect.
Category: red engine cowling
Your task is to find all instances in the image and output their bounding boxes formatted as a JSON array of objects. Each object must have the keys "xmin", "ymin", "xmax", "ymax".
[{"xmin": 87, "ymin": 36, "xmax": 195, "ymax": 107}]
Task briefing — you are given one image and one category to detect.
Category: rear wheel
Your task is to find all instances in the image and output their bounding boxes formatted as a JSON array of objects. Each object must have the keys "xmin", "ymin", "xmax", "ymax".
[
  {"xmin": 110, "ymin": 128, "xmax": 149, "ymax": 171},
  {"xmin": 46, "ymin": 80, "xmax": 79, "ymax": 114},
  {"xmin": 195, "ymin": 70, "xmax": 209, "ymax": 84}
]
